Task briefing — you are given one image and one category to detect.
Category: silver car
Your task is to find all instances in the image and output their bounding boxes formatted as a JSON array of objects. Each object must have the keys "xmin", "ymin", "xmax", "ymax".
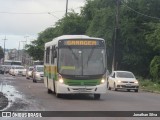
[
  {"xmin": 107, "ymin": 71, "xmax": 139, "ymax": 92},
  {"xmin": 12, "ymin": 66, "xmax": 26, "ymax": 76},
  {"xmin": 26, "ymin": 66, "xmax": 34, "ymax": 79},
  {"xmin": 32, "ymin": 65, "xmax": 44, "ymax": 83}
]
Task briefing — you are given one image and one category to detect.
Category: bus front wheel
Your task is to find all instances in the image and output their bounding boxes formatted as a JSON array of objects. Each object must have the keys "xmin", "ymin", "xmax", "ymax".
[
  {"xmin": 94, "ymin": 94, "xmax": 101, "ymax": 100},
  {"xmin": 48, "ymin": 89, "xmax": 52, "ymax": 94}
]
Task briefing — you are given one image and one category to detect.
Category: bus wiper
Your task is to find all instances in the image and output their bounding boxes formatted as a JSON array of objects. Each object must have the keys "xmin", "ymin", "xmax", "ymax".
[
  {"xmin": 86, "ymin": 46, "xmax": 96, "ymax": 65},
  {"xmin": 68, "ymin": 46, "xmax": 78, "ymax": 60}
]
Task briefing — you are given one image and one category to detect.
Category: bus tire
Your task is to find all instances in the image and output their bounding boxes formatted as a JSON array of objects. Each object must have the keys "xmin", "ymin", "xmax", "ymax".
[
  {"xmin": 53, "ymin": 82, "xmax": 56, "ymax": 94},
  {"xmin": 56, "ymin": 93, "xmax": 62, "ymax": 98},
  {"xmin": 48, "ymin": 89, "xmax": 52, "ymax": 94},
  {"xmin": 94, "ymin": 94, "xmax": 101, "ymax": 100}
]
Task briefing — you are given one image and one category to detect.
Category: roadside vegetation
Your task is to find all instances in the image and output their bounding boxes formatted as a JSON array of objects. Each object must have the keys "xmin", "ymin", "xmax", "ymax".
[
  {"xmin": 139, "ymin": 79, "xmax": 160, "ymax": 93},
  {"xmin": 25, "ymin": 0, "xmax": 160, "ymax": 92}
]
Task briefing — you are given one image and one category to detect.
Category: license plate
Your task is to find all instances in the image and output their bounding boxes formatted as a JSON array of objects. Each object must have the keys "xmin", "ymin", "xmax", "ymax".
[
  {"xmin": 126, "ymin": 84, "xmax": 131, "ymax": 86},
  {"xmin": 78, "ymin": 88, "xmax": 86, "ymax": 92}
]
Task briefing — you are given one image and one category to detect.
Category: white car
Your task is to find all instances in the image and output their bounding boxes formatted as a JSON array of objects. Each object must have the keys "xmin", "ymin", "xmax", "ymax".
[
  {"xmin": 26, "ymin": 66, "xmax": 34, "ymax": 79},
  {"xmin": 9, "ymin": 65, "xmax": 16, "ymax": 75},
  {"xmin": 107, "ymin": 71, "xmax": 139, "ymax": 92},
  {"xmin": 32, "ymin": 65, "xmax": 44, "ymax": 83},
  {"xmin": 12, "ymin": 66, "xmax": 26, "ymax": 76},
  {"xmin": 22, "ymin": 68, "xmax": 27, "ymax": 76}
]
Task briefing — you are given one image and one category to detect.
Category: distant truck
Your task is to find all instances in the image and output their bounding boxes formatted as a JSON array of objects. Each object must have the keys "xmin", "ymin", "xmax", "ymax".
[
  {"xmin": 4, "ymin": 60, "xmax": 22, "ymax": 65},
  {"xmin": 3, "ymin": 60, "xmax": 22, "ymax": 73},
  {"xmin": 33, "ymin": 60, "xmax": 43, "ymax": 65}
]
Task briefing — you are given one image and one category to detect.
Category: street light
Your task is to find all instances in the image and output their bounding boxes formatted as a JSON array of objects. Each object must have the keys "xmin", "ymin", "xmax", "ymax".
[{"xmin": 66, "ymin": 0, "xmax": 68, "ymax": 17}]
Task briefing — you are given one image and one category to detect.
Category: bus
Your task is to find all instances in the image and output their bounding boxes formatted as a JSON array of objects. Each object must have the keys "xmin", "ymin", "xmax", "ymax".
[
  {"xmin": 33, "ymin": 60, "xmax": 44, "ymax": 65},
  {"xmin": 4, "ymin": 60, "xmax": 12, "ymax": 65},
  {"xmin": 3, "ymin": 60, "xmax": 22, "ymax": 73},
  {"xmin": 4, "ymin": 60, "xmax": 22, "ymax": 65},
  {"xmin": 44, "ymin": 35, "xmax": 107, "ymax": 99},
  {"xmin": 11, "ymin": 61, "xmax": 22, "ymax": 65}
]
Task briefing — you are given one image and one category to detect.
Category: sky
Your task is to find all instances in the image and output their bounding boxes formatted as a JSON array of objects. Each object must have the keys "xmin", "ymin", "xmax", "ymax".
[{"xmin": 0, "ymin": 0, "xmax": 86, "ymax": 49}]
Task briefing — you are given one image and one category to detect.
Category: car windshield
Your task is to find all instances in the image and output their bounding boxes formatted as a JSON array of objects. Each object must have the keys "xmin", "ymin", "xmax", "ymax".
[
  {"xmin": 116, "ymin": 72, "xmax": 135, "ymax": 78},
  {"xmin": 37, "ymin": 67, "xmax": 44, "ymax": 72}
]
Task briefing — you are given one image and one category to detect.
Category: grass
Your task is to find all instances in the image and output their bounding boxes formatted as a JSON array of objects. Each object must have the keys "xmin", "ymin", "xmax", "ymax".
[{"xmin": 139, "ymin": 79, "xmax": 160, "ymax": 93}]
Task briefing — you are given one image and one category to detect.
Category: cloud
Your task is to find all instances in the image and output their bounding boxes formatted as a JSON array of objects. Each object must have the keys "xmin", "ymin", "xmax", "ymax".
[{"xmin": 0, "ymin": 0, "xmax": 85, "ymax": 49}]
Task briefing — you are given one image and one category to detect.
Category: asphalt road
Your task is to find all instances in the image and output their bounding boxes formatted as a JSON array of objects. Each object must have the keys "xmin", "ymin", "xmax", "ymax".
[{"xmin": 0, "ymin": 74, "xmax": 160, "ymax": 120}]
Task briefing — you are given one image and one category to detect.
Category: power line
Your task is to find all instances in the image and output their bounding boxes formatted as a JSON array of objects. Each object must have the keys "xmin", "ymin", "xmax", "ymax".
[
  {"xmin": 0, "ymin": 11, "xmax": 48, "ymax": 14},
  {"xmin": 0, "ymin": 7, "xmax": 82, "ymax": 15},
  {"xmin": 122, "ymin": 1, "xmax": 160, "ymax": 20}
]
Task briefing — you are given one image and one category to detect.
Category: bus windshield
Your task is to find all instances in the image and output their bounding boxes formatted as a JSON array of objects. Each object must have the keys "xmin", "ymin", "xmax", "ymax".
[
  {"xmin": 12, "ymin": 62, "xmax": 22, "ymax": 65},
  {"xmin": 58, "ymin": 47, "xmax": 106, "ymax": 76}
]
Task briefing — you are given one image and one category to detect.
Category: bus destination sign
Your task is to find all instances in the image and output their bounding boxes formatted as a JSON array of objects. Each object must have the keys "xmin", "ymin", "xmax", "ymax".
[{"xmin": 59, "ymin": 40, "xmax": 105, "ymax": 47}]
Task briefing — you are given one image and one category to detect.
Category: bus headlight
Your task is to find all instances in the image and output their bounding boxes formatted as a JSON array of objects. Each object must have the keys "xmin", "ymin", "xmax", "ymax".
[
  {"xmin": 58, "ymin": 74, "xmax": 64, "ymax": 83},
  {"xmin": 59, "ymin": 78, "xmax": 64, "ymax": 83},
  {"xmin": 101, "ymin": 78, "xmax": 105, "ymax": 84}
]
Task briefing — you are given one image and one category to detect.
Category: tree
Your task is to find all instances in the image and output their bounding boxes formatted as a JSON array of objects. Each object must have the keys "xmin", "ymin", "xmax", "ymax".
[
  {"xmin": 150, "ymin": 56, "xmax": 160, "ymax": 80},
  {"xmin": 26, "ymin": 27, "xmax": 58, "ymax": 60},
  {"xmin": 26, "ymin": 12, "xmax": 87, "ymax": 60}
]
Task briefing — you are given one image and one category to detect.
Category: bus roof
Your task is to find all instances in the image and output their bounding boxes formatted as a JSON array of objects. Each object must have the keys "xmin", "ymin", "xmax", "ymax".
[{"xmin": 45, "ymin": 35, "xmax": 104, "ymax": 48}]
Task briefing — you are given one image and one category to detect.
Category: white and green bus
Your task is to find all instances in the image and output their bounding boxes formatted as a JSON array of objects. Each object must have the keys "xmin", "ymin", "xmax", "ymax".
[{"xmin": 44, "ymin": 35, "xmax": 107, "ymax": 99}]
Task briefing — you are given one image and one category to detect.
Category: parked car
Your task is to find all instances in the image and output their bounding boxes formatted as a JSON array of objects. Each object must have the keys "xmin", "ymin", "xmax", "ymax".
[
  {"xmin": 32, "ymin": 65, "xmax": 44, "ymax": 83},
  {"xmin": 22, "ymin": 68, "xmax": 27, "ymax": 76},
  {"xmin": 26, "ymin": 66, "xmax": 34, "ymax": 79},
  {"xmin": 12, "ymin": 66, "xmax": 26, "ymax": 76},
  {"xmin": 107, "ymin": 71, "xmax": 139, "ymax": 92},
  {"xmin": 9, "ymin": 65, "xmax": 16, "ymax": 75}
]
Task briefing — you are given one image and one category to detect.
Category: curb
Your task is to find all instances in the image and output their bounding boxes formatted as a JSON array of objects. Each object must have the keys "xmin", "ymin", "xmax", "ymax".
[{"xmin": 140, "ymin": 89, "xmax": 160, "ymax": 94}]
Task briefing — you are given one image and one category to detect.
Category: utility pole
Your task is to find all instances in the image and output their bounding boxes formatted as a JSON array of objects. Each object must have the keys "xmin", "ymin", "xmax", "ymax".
[
  {"xmin": 2, "ymin": 36, "xmax": 7, "ymax": 64},
  {"xmin": 18, "ymin": 41, "xmax": 21, "ymax": 61},
  {"xmin": 24, "ymin": 36, "xmax": 29, "ymax": 45},
  {"xmin": 66, "ymin": 0, "xmax": 68, "ymax": 17},
  {"xmin": 112, "ymin": 0, "xmax": 120, "ymax": 71},
  {"xmin": 21, "ymin": 41, "xmax": 26, "ymax": 65}
]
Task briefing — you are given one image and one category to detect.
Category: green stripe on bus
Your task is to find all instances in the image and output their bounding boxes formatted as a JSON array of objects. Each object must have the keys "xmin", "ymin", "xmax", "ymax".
[{"xmin": 63, "ymin": 78, "xmax": 101, "ymax": 86}]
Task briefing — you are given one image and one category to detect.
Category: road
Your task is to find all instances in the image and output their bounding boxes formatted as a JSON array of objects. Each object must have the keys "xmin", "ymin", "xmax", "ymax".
[{"xmin": 0, "ymin": 74, "xmax": 160, "ymax": 120}]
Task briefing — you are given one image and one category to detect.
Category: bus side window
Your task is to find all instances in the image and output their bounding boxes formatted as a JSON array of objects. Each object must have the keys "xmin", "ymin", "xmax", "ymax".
[
  {"xmin": 51, "ymin": 46, "xmax": 55, "ymax": 64},
  {"xmin": 46, "ymin": 47, "xmax": 50, "ymax": 64}
]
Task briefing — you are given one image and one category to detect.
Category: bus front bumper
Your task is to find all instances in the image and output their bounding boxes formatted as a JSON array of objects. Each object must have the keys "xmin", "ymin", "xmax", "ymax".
[{"xmin": 56, "ymin": 82, "xmax": 107, "ymax": 94}]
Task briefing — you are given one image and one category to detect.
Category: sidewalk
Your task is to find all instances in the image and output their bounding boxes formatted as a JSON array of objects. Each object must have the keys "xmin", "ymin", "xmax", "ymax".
[{"xmin": 0, "ymin": 92, "xmax": 8, "ymax": 110}]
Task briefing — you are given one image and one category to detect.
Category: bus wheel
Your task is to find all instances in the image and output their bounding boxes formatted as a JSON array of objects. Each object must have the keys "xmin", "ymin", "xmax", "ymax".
[
  {"xmin": 53, "ymin": 83, "xmax": 56, "ymax": 94},
  {"xmin": 94, "ymin": 94, "xmax": 101, "ymax": 100},
  {"xmin": 56, "ymin": 93, "xmax": 62, "ymax": 98},
  {"xmin": 48, "ymin": 89, "xmax": 52, "ymax": 94}
]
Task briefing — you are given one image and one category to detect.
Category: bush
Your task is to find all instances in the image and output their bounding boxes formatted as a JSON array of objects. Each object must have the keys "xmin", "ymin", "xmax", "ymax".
[{"xmin": 150, "ymin": 56, "xmax": 160, "ymax": 80}]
